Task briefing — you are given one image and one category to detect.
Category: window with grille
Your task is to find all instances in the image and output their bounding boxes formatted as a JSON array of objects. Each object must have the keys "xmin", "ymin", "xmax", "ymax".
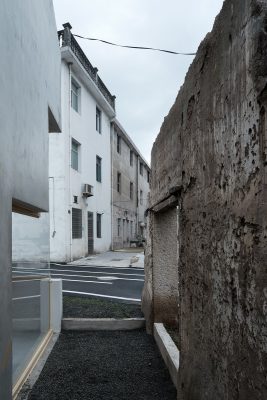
[
  {"xmin": 96, "ymin": 213, "xmax": 102, "ymax": 238},
  {"xmin": 96, "ymin": 156, "xmax": 102, "ymax": 182},
  {"xmin": 72, "ymin": 208, "xmax": 82, "ymax": 239}
]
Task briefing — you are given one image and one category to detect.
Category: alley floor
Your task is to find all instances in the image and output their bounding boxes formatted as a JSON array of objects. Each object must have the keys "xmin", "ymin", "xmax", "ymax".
[{"xmin": 26, "ymin": 330, "xmax": 177, "ymax": 400}]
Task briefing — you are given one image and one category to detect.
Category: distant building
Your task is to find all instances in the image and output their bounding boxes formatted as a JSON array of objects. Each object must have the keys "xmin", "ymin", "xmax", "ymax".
[
  {"xmin": 50, "ymin": 23, "xmax": 116, "ymax": 262},
  {"xmin": 111, "ymin": 120, "xmax": 150, "ymax": 249},
  {"xmin": 0, "ymin": 1, "xmax": 61, "ymax": 398}
]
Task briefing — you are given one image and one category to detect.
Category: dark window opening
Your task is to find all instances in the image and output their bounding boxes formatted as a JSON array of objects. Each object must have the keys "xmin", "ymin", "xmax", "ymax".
[
  {"xmin": 72, "ymin": 208, "xmax": 82, "ymax": 239},
  {"xmin": 97, "ymin": 213, "xmax": 102, "ymax": 238}
]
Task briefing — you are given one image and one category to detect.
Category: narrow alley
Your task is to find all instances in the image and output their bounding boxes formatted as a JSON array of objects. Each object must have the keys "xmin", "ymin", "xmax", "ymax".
[{"xmin": 1, "ymin": 0, "xmax": 267, "ymax": 399}]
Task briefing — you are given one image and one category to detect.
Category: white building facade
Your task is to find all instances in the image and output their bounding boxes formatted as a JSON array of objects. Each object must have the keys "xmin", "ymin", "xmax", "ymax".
[
  {"xmin": 50, "ymin": 23, "xmax": 116, "ymax": 262},
  {"xmin": 111, "ymin": 120, "xmax": 150, "ymax": 249}
]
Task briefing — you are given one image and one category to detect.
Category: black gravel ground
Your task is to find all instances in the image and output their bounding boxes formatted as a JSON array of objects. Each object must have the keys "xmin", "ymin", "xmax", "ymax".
[
  {"xmin": 63, "ymin": 295, "xmax": 144, "ymax": 318},
  {"xmin": 28, "ymin": 330, "xmax": 176, "ymax": 400}
]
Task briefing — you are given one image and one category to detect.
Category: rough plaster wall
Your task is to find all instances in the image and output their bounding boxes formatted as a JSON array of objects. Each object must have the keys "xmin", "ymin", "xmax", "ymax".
[
  {"xmin": 142, "ymin": 210, "xmax": 154, "ymax": 333},
  {"xmin": 146, "ymin": 0, "xmax": 267, "ymax": 399},
  {"xmin": 153, "ymin": 208, "xmax": 179, "ymax": 326}
]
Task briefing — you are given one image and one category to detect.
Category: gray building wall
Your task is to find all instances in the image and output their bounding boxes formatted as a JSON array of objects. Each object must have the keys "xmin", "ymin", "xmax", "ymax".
[
  {"xmin": 0, "ymin": 1, "xmax": 61, "ymax": 398},
  {"xmin": 143, "ymin": 0, "xmax": 267, "ymax": 399},
  {"xmin": 111, "ymin": 121, "xmax": 150, "ymax": 249}
]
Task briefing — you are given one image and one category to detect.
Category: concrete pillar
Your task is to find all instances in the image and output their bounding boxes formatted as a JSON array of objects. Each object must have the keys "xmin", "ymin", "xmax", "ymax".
[
  {"xmin": 50, "ymin": 279, "xmax": 62, "ymax": 333},
  {"xmin": 0, "ymin": 198, "xmax": 12, "ymax": 400},
  {"xmin": 40, "ymin": 279, "xmax": 50, "ymax": 333}
]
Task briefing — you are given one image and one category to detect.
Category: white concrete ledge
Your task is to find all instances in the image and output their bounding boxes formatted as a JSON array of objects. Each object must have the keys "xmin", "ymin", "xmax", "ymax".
[
  {"xmin": 154, "ymin": 323, "xmax": 180, "ymax": 389},
  {"xmin": 62, "ymin": 318, "xmax": 145, "ymax": 331}
]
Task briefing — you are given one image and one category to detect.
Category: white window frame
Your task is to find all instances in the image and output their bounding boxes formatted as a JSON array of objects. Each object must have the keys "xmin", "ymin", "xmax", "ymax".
[
  {"xmin": 96, "ymin": 107, "xmax": 102, "ymax": 133},
  {"xmin": 71, "ymin": 78, "xmax": 80, "ymax": 113},
  {"xmin": 71, "ymin": 139, "xmax": 80, "ymax": 171}
]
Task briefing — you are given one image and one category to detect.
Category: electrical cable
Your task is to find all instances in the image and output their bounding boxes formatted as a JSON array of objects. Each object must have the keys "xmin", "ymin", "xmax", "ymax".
[{"xmin": 74, "ymin": 34, "xmax": 196, "ymax": 56}]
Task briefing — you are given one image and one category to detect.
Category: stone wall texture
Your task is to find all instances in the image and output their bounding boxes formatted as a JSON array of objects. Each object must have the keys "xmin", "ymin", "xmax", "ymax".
[{"xmin": 143, "ymin": 0, "xmax": 267, "ymax": 399}]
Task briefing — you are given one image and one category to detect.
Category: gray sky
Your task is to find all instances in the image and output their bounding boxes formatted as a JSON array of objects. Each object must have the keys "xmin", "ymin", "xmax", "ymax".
[{"xmin": 53, "ymin": 0, "xmax": 224, "ymax": 163}]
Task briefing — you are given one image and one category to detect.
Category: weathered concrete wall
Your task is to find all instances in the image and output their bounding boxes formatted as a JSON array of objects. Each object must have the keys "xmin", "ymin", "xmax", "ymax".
[
  {"xmin": 153, "ymin": 208, "xmax": 179, "ymax": 326},
  {"xmin": 144, "ymin": 0, "xmax": 267, "ymax": 399}
]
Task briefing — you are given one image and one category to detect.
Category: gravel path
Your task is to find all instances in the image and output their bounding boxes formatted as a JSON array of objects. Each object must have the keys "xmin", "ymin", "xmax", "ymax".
[
  {"xmin": 63, "ymin": 295, "xmax": 144, "ymax": 318},
  {"xmin": 28, "ymin": 330, "xmax": 176, "ymax": 400}
]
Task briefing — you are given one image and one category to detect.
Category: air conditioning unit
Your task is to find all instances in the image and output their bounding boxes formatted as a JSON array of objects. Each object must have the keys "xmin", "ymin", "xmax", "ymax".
[{"xmin": 82, "ymin": 184, "xmax": 93, "ymax": 198}]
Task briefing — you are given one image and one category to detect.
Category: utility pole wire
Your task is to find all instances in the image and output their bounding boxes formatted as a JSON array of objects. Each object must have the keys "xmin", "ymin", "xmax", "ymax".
[{"xmin": 74, "ymin": 34, "xmax": 196, "ymax": 56}]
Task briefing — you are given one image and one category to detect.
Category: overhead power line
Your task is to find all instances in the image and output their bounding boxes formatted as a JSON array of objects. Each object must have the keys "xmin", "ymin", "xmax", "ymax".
[{"xmin": 74, "ymin": 34, "xmax": 196, "ymax": 56}]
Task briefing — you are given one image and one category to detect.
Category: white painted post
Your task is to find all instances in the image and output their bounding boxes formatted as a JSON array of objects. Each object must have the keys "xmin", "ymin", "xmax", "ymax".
[
  {"xmin": 40, "ymin": 278, "xmax": 50, "ymax": 333},
  {"xmin": 50, "ymin": 279, "xmax": 62, "ymax": 333}
]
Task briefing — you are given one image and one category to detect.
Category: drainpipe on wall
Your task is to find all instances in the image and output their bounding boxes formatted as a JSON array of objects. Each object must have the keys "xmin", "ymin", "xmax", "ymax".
[
  {"xmin": 49, "ymin": 176, "xmax": 56, "ymax": 238},
  {"xmin": 68, "ymin": 62, "xmax": 73, "ymax": 261},
  {"xmin": 136, "ymin": 155, "xmax": 140, "ymax": 237},
  {"xmin": 110, "ymin": 122, "xmax": 114, "ymax": 251}
]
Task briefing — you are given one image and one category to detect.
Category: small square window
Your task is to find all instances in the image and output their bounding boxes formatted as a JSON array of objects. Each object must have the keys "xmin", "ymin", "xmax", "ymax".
[
  {"xmin": 96, "ymin": 107, "xmax": 102, "ymax": 133},
  {"xmin": 96, "ymin": 213, "xmax": 102, "ymax": 238},
  {"xmin": 73, "ymin": 195, "xmax": 78, "ymax": 204},
  {"xmin": 96, "ymin": 156, "xmax": 102, "ymax": 183},
  {"xmin": 71, "ymin": 78, "xmax": 80, "ymax": 112}
]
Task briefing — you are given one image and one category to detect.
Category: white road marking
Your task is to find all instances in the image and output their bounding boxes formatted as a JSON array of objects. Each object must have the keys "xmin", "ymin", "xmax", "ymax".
[
  {"xmin": 13, "ymin": 279, "xmax": 43, "ymax": 283},
  {"xmin": 12, "ymin": 295, "xmax": 40, "ymax": 301},
  {"xmin": 97, "ymin": 276, "xmax": 119, "ymax": 281},
  {"xmin": 13, "ymin": 271, "xmax": 144, "ymax": 282},
  {"xmin": 63, "ymin": 290, "xmax": 141, "ymax": 302},
  {"xmin": 62, "ymin": 279, "xmax": 112, "ymax": 285},
  {"xmin": 52, "ymin": 273, "xmax": 143, "ymax": 282},
  {"xmin": 13, "ymin": 267, "xmax": 144, "ymax": 277},
  {"xmin": 12, "ymin": 276, "xmax": 113, "ymax": 285}
]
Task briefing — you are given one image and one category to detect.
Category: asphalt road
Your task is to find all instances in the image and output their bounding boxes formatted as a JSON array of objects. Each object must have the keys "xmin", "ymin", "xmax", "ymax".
[{"xmin": 12, "ymin": 263, "xmax": 144, "ymax": 305}]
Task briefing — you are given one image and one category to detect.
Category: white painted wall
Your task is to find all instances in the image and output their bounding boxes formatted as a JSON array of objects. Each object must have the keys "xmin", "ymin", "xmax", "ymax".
[
  {"xmin": 50, "ymin": 59, "xmax": 113, "ymax": 262},
  {"xmin": 0, "ymin": 1, "xmax": 61, "ymax": 397},
  {"xmin": 9, "ymin": 0, "xmax": 61, "ymax": 264}
]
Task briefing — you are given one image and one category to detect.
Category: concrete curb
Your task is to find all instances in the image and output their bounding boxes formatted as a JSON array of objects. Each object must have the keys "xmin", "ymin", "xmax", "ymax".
[
  {"xmin": 154, "ymin": 323, "xmax": 179, "ymax": 389},
  {"xmin": 62, "ymin": 318, "xmax": 146, "ymax": 331}
]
